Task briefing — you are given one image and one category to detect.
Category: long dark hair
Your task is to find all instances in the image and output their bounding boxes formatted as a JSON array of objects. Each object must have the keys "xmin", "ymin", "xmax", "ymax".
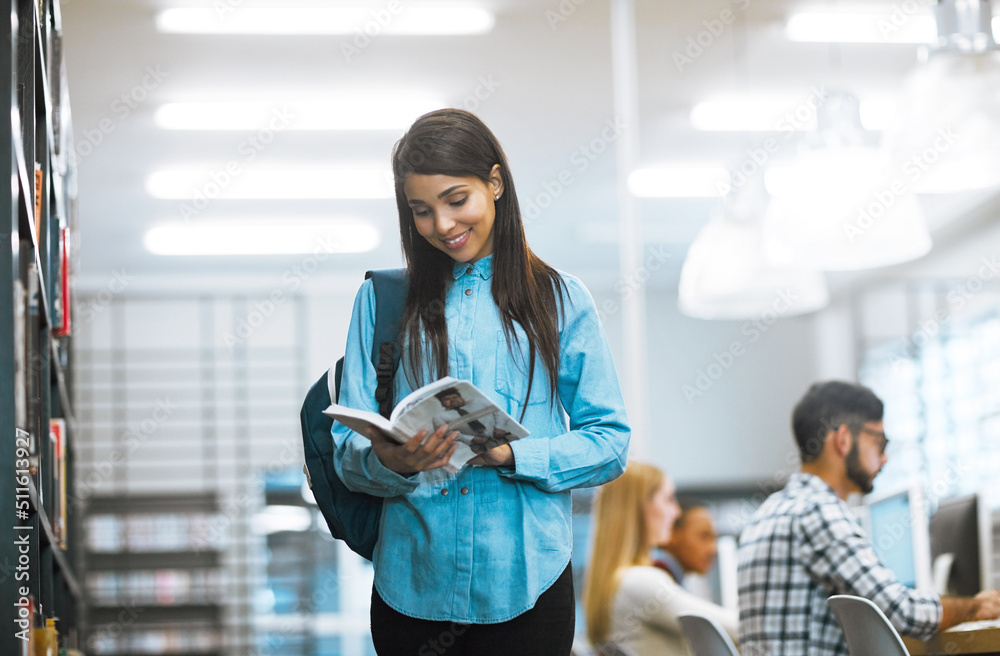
[{"xmin": 391, "ymin": 109, "xmax": 565, "ymax": 413}]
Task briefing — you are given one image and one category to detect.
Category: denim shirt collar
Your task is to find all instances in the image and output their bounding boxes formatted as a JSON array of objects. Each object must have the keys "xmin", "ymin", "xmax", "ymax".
[{"xmin": 452, "ymin": 254, "xmax": 494, "ymax": 281}]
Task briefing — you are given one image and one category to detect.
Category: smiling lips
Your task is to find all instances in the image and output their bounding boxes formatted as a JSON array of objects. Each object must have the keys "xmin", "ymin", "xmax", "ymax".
[{"xmin": 442, "ymin": 229, "xmax": 471, "ymax": 250}]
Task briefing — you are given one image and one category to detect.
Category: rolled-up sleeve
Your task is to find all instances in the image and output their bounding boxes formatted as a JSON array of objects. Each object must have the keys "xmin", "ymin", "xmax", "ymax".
[
  {"xmin": 504, "ymin": 275, "xmax": 631, "ymax": 492},
  {"xmin": 331, "ymin": 280, "xmax": 420, "ymax": 498},
  {"xmin": 801, "ymin": 503, "xmax": 942, "ymax": 639}
]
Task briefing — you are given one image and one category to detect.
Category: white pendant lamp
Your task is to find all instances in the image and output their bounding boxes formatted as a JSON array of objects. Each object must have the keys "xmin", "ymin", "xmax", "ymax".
[
  {"xmin": 679, "ymin": 172, "xmax": 829, "ymax": 320},
  {"xmin": 886, "ymin": 0, "xmax": 1000, "ymax": 194},
  {"xmin": 762, "ymin": 92, "xmax": 932, "ymax": 271}
]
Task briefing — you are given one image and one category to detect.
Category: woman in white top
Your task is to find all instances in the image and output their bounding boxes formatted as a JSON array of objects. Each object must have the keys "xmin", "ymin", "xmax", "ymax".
[{"xmin": 584, "ymin": 462, "xmax": 738, "ymax": 656}]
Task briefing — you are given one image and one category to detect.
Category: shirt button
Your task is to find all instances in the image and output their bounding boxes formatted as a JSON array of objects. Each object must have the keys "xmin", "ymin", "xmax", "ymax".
[
  {"xmin": 466, "ymin": 267, "xmax": 473, "ymax": 274},
  {"xmin": 464, "ymin": 289, "xmax": 472, "ymax": 296},
  {"xmin": 440, "ymin": 488, "xmax": 449, "ymax": 496},
  {"xmin": 460, "ymin": 487, "xmax": 469, "ymax": 495}
]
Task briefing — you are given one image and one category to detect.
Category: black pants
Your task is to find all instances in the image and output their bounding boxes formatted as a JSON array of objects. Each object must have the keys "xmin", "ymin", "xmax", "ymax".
[{"xmin": 370, "ymin": 563, "xmax": 575, "ymax": 656}]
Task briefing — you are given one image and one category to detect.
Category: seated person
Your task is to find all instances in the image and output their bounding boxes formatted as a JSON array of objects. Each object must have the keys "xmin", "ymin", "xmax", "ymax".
[
  {"xmin": 737, "ymin": 380, "xmax": 1000, "ymax": 656},
  {"xmin": 655, "ymin": 499, "xmax": 719, "ymax": 588},
  {"xmin": 584, "ymin": 462, "xmax": 738, "ymax": 656}
]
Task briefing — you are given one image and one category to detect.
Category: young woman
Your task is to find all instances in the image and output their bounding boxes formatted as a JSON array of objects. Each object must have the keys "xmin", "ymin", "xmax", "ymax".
[
  {"xmin": 331, "ymin": 108, "xmax": 630, "ymax": 656},
  {"xmin": 584, "ymin": 462, "xmax": 738, "ymax": 656}
]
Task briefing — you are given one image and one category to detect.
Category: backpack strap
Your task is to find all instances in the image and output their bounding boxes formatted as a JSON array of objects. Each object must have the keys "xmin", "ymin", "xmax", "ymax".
[{"xmin": 366, "ymin": 268, "xmax": 408, "ymax": 419}]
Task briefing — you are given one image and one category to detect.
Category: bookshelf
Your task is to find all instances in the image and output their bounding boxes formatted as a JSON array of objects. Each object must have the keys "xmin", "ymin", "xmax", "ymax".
[
  {"xmin": 2, "ymin": 0, "xmax": 80, "ymax": 654},
  {"xmin": 83, "ymin": 495, "xmax": 227, "ymax": 656}
]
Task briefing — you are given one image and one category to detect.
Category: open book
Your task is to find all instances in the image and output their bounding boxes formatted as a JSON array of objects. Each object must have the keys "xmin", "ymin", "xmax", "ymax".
[{"xmin": 325, "ymin": 376, "xmax": 529, "ymax": 474}]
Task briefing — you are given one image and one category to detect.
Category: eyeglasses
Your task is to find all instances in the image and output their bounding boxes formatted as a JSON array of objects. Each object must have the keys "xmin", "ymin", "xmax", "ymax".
[{"xmin": 859, "ymin": 427, "xmax": 889, "ymax": 454}]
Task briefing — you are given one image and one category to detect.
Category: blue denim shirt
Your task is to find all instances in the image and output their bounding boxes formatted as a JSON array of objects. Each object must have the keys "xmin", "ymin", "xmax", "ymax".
[{"xmin": 332, "ymin": 255, "xmax": 630, "ymax": 623}]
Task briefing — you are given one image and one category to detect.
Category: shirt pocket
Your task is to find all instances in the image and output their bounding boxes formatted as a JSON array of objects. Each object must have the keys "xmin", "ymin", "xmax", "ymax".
[{"xmin": 494, "ymin": 329, "xmax": 548, "ymax": 408}]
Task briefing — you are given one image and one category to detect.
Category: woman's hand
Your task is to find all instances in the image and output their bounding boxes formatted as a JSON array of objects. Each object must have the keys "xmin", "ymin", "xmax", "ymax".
[
  {"xmin": 466, "ymin": 444, "xmax": 514, "ymax": 468},
  {"xmin": 368, "ymin": 424, "xmax": 458, "ymax": 475}
]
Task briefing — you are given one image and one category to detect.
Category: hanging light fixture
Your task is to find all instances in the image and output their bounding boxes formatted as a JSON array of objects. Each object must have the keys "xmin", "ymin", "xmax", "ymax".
[
  {"xmin": 762, "ymin": 91, "xmax": 932, "ymax": 271},
  {"xmin": 886, "ymin": 0, "xmax": 1000, "ymax": 194},
  {"xmin": 679, "ymin": 170, "xmax": 829, "ymax": 320}
]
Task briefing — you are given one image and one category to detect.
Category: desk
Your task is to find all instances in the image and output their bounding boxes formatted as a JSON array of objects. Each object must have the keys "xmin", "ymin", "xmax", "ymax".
[{"xmin": 903, "ymin": 623, "xmax": 1000, "ymax": 655}]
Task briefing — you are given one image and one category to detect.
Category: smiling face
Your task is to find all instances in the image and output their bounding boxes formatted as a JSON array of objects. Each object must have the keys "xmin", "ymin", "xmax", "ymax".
[{"xmin": 404, "ymin": 165, "xmax": 502, "ymax": 264}]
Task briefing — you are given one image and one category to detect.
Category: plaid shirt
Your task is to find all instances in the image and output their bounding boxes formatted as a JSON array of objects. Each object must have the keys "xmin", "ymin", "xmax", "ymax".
[{"xmin": 737, "ymin": 473, "xmax": 941, "ymax": 656}]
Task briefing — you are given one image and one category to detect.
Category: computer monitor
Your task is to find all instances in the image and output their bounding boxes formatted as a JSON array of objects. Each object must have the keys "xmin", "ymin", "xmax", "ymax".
[
  {"xmin": 857, "ymin": 483, "xmax": 933, "ymax": 591},
  {"xmin": 928, "ymin": 493, "xmax": 993, "ymax": 596}
]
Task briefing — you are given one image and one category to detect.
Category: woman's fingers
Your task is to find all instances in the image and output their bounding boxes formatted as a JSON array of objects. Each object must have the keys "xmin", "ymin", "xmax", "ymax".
[{"xmin": 399, "ymin": 426, "xmax": 457, "ymax": 470}]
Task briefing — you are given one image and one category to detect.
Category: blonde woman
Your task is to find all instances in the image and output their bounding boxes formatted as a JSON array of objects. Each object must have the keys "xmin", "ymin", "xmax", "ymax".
[{"xmin": 584, "ymin": 462, "xmax": 738, "ymax": 656}]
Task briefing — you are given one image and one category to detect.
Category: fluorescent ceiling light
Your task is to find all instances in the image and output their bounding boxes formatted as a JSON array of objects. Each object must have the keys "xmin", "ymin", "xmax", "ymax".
[
  {"xmin": 691, "ymin": 93, "xmax": 892, "ymax": 132},
  {"xmin": 146, "ymin": 169, "xmax": 394, "ymax": 199},
  {"xmin": 144, "ymin": 221, "xmax": 380, "ymax": 256},
  {"xmin": 629, "ymin": 167, "xmax": 730, "ymax": 197},
  {"xmin": 157, "ymin": 7, "xmax": 494, "ymax": 35},
  {"xmin": 156, "ymin": 97, "xmax": 445, "ymax": 130},
  {"xmin": 691, "ymin": 97, "xmax": 818, "ymax": 132},
  {"xmin": 786, "ymin": 11, "xmax": 937, "ymax": 43}
]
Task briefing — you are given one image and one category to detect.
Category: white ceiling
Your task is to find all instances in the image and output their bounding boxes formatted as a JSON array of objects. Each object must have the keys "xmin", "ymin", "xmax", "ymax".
[{"xmin": 59, "ymin": 0, "xmax": 999, "ymax": 293}]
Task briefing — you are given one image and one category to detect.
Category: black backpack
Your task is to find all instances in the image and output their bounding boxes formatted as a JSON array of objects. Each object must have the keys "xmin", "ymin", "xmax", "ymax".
[{"xmin": 300, "ymin": 269, "xmax": 408, "ymax": 560}]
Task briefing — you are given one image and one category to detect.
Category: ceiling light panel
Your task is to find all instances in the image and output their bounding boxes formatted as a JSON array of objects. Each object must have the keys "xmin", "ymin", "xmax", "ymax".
[
  {"xmin": 156, "ymin": 7, "xmax": 494, "ymax": 35},
  {"xmin": 145, "ymin": 221, "xmax": 380, "ymax": 256},
  {"xmin": 155, "ymin": 96, "xmax": 446, "ymax": 131},
  {"xmin": 146, "ymin": 169, "xmax": 394, "ymax": 199},
  {"xmin": 628, "ymin": 167, "xmax": 730, "ymax": 198},
  {"xmin": 691, "ymin": 97, "xmax": 819, "ymax": 132},
  {"xmin": 786, "ymin": 11, "xmax": 936, "ymax": 43},
  {"xmin": 691, "ymin": 95, "xmax": 894, "ymax": 132}
]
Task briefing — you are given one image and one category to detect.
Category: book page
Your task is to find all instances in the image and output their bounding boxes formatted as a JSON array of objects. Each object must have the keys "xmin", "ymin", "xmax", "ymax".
[
  {"xmin": 392, "ymin": 378, "xmax": 529, "ymax": 472},
  {"xmin": 327, "ymin": 376, "xmax": 529, "ymax": 473},
  {"xmin": 322, "ymin": 405, "xmax": 406, "ymax": 441},
  {"xmin": 389, "ymin": 376, "xmax": 462, "ymax": 422}
]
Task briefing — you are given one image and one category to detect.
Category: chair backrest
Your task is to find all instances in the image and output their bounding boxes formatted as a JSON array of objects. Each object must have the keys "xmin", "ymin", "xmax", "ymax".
[
  {"xmin": 827, "ymin": 595, "xmax": 909, "ymax": 656},
  {"xmin": 677, "ymin": 613, "xmax": 740, "ymax": 656},
  {"xmin": 594, "ymin": 641, "xmax": 640, "ymax": 656}
]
